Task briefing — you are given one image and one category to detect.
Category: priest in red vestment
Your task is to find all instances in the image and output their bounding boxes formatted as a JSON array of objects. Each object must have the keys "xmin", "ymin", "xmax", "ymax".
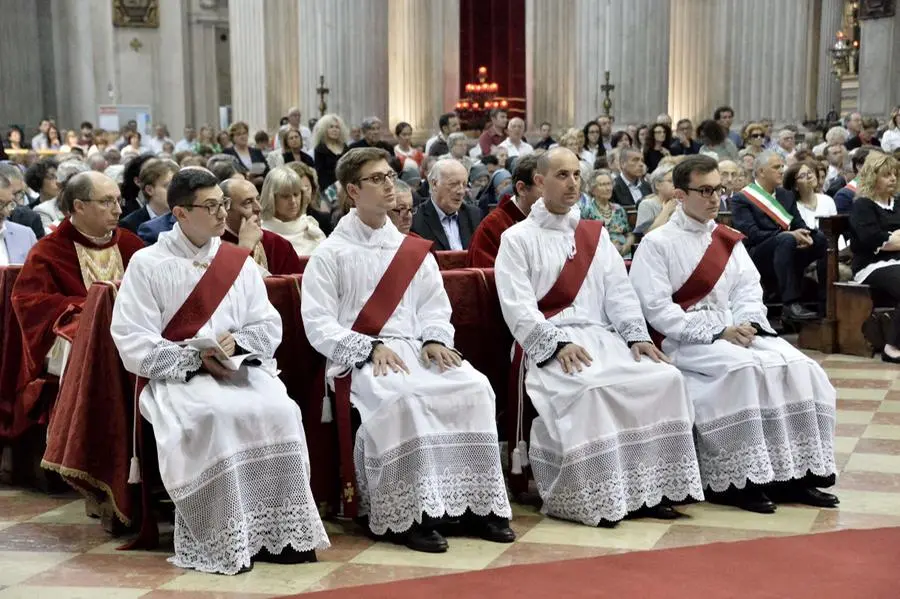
[
  {"xmin": 11, "ymin": 171, "xmax": 145, "ymax": 409},
  {"xmin": 466, "ymin": 154, "xmax": 541, "ymax": 267},
  {"xmin": 220, "ymin": 178, "xmax": 303, "ymax": 275}
]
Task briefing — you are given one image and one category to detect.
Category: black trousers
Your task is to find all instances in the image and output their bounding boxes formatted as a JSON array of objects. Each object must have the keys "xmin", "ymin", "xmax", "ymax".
[
  {"xmin": 861, "ymin": 264, "xmax": 900, "ymax": 347},
  {"xmin": 749, "ymin": 230, "xmax": 827, "ymax": 304}
]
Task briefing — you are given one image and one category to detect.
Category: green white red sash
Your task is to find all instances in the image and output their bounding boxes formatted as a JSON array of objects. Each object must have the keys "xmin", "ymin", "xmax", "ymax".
[
  {"xmin": 742, "ymin": 182, "xmax": 792, "ymax": 230},
  {"xmin": 846, "ymin": 178, "xmax": 858, "ymax": 192}
]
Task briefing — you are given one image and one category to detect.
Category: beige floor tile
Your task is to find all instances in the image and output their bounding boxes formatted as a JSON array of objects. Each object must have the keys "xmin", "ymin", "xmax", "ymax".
[
  {"xmin": 0, "ymin": 587, "xmax": 148, "ymax": 599},
  {"xmin": 844, "ymin": 453, "xmax": 900, "ymax": 474},
  {"xmin": 892, "ymin": 378, "xmax": 900, "ymax": 391},
  {"xmin": 159, "ymin": 561, "xmax": 340, "ymax": 595},
  {"xmin": 350, "ymin": 538, "xmax": 511, "ymax": 570},
  {"xmin": 672, "ymin": 502, "xmax": 819, "ymax": 533},
  {"xmin": 837, "ymin": 388, "xmax": 888, "ymax": 401},
  {"xmin": 825, "ymin": 368, "xmax": 897, "ymax": 380},
  {"xmin": 27, "ymin": 501, "xmax": 94, "ymax": 526},
  {"xmin": 519, "ymin": 518, "xmax": 670, "ymax": 550},
  {"xmin": 0, "ymin": 491, "xmax": 23, "ymax": 498},
  {"xmin": 863, "ymin": 424, "xmax": 900, "ymax": 440},
  {"xmin": 824, "ymin": 354, "xmax": 881, "ymax": 364},
  {"xmin": 836, "ymin": 410, "xmax": 875, "ymax": 425},
  {"xmin": 831, "ymin": 489, "xmax": 900, "ymax": 516},
  {"xmin": 0, "ymin": 551, "xmax": 77, "ymax": 586},
  {"xmin": 878, "ymin": 400, "xmax": 900, "ymax": 413},
  {"xmin": 0, "ymin": 522, "xmax": 16, "ymax": 533},
  {"xmin": 85, "ymin": 541, "xmax": 171, "ymax": 557},
  {"xmin": 834, "ymin": 436, "xmax": 860, "ymax": 454}
]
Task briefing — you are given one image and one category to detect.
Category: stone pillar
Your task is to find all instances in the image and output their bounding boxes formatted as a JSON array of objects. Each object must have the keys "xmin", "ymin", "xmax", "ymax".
[
  {"xmin": 0, "ymin": 0, "xmax": 46, "ymax": 128},
  {"xmin": 816, "ymin": 0, "xmax": 844, "ymax": 119},
  {"xmin": 298, "ymin": 0, "xmax": 389, "ymax": 130},
  {"xmin": 187, "ymin": 0, "xmax": 229, "ymax": 130},
  {"xmin": 228, "ymin": 0, "xmax": 268, "ymax": 131},
  {"xmin": 388, "ymin": 0, "xmax": 460, "ymax": 135},
  {"xmin": 858, "ymin": 11, "xmax": 900, "ymax": 118},
  {"xmin": 668, "ymin": 0, "xmax": 722, "ymax": 123},
  {"xmin": 526, "ymin": 0, "xmax": 576, "ymax": 129},
  {"xmin": 157, "ymin": 1, "xmax": 189, "ymax": 135},
  {"xmin": 263, "ymin": 0, "xmax": 302, "ymax": 127}
]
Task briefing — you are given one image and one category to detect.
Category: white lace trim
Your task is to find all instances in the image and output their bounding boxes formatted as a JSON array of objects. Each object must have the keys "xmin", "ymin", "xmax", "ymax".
[
  {"xmin": 695, "ymin": 400, "xmax": 837, "ymax": 492},
  {"xmin": 420, "ymin": 325, "xmax": 454, "ymax": 349},
  {"xmin": 167, "ymin": 441, "xmax": 330, "ymax": 575},
  {"xmin": 331, "ymin": 331, "xmax": 373, "ymax": 366},
  {"xmin": 354, "ymin": 430, "xmax": 512, "ymax": 535},
  {"xmin": 617, "ymin": 318, "xmax": 652, "ymax": 344},
  {"xmin": 680, "ymin": 312, "xmax": 726, "ymax": 344},
  {"xmin": 232, "ymin": 325, "xmax": 276, "ymax": 358},
  {"xmin": 732, "ymin": 310, "xmax": 777, "ymax": 335},
  {"xmin": 529, "ymin": 419, "xmax": 704, "ymax": 525},
  {"xmin": 523, "ymin": 322, "xmax": 568, "ymax": 363},
  {"xmin": 138, "ymin": 341, "xmax": 202, "ymax": 382}
]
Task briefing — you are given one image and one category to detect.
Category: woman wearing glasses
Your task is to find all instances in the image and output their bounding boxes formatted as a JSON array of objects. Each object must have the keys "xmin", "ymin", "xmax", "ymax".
[{"xmin": 742, "ymin": 123, "xmax": 767, "ymax": 158}]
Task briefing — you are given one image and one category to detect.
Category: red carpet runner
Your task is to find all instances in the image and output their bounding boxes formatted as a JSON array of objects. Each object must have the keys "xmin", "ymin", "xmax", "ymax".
[{"xmin": 285, "ymin": 528, "xmax": 900, "ymax": 599}]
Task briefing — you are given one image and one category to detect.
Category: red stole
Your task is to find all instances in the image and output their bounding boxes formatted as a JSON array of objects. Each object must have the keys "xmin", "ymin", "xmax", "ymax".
[
  {"xmin": 332, "ymin": 235, "xmax": 434, "ymax": 517},
  {"xmin": 508, "ymin": 220, "xmax": 603, "ymax": 474},
  {"xmin": 466, "ymin": 196, "xmax": 526, "ymax": 268},
  {"xmin": 221, "ymin": 229, "xmax": 304, "ymax": 275},
  {"xmin": 649, "ymin": 224, "xmax": 745, "ymax": 346},
  {"xmin": 125, "ymin": 242, "xmax": 248, "ymax": 549}
]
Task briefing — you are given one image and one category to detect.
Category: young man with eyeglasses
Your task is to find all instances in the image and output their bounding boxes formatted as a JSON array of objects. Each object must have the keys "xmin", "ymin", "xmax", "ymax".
[
  {"xmin": 301, "ymin": 147, "xmax": 514, "ymax": 554},
  {"xmin": 629, "ymin": 154, "xmax": 838, "ymax": 514},
  {"xmin": 11, "ymin": 171, "xmax": 145, "ymax": 420},
  {"xmin": 219, "ymin": 177, "xmax": 302, "ymax": 275},
  {"xmin": 731, "ymin": 150, "xmax": 827, "ymax": 321},
  {"xmin": 110, "ymin": 167, "xmax": 329, "ymax": 574}
]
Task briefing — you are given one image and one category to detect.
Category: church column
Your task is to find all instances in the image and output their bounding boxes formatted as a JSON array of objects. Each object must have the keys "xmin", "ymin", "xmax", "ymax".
[
  {"xmin": 0, "ymin": 0, "xmax": 46, "ymax": 128},
  {"xmin": 228, "ymin": 0, "xmax": 268, "ymax": 131},
  {"xmin": 667, "ymin": 0, "xmax": 722, "ymax": 124},
  {"xmin": 298, "ymin": 0, "xmax": 389, "ymax": 130},
  {"xmin": 816, "ymin": 0, "xmax": 844, "ymax": 119},
  {"xmin": 187, "ymin": 0, "xmax": 228, "ymax": 130},
  {"xmin": 526, "ymin": 0, "xmax": 576, "ymax": 130},
  {"xmin": 388, "ymin": 0, "xmax": 460, "ymax": 135},
  {"xmin": 263, "ymin": 0, "xmax": 301, "ymax": 127},
  {"xmin": 858, "ymin": 10, "xmax": 900, "ymax": 117}
]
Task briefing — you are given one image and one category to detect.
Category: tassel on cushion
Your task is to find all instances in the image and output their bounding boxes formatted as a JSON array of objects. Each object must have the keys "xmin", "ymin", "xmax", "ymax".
[
  {"xmin": 128, "ymin": 456, "xmax": 142, "ymax": 484},
  {"xmin": 321, "ymin": 395, "xmax": 333, "ymax": 423},
  {"xmin": 511, "ymin": 447, "xmax": 523, "ymax": 475},
  {"xmin": 517, "ymin": 440, "xmax": 529, "ymax": 468}
]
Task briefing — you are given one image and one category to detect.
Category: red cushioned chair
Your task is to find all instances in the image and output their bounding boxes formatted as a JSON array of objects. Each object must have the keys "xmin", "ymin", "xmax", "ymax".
[{"xmin": 434, "ymin": 250, "xmax": 468, "ymax": 270}]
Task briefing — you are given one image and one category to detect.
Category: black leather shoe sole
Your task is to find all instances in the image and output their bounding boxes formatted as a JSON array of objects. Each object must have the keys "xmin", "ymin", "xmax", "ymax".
[
  {"xmin": 627, "ymin": 504, "xmax": 686, "ymax": 520},
  {"xmin": 254, "ymin": 547, "xmax": 318, "ymax": 564},
  {"xmin": 706, "ymin": 490, "xmax": 777, "ymax": 514},
  {"xmin": 403, "ymin": 528, "xmax": 449, "ymax": 553},
  {"xmin": 477, "ymin": 522, "xmax": 516, "ymax": 543},
  {"xmin": 772, "ymin": 487, "xmax": 840, "ymax": 508}
]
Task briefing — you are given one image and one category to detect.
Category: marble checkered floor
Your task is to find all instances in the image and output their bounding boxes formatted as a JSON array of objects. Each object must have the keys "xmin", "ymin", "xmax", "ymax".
[{"xmin": 1, "ymin": 351, "xmax": 899, "ymax": 599}]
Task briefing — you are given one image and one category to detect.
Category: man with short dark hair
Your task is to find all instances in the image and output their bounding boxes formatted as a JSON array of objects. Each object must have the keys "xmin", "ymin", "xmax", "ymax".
[
  {"xmin": 845, "ymin": 117, "xmax": 879, "ymax": 152},
  {"xmin": 467, "ymin": 154, "xmax": 540, "ymax": 267},
  {"xmin": 670, "ymin": 118, "xmax": 700, "ymax": 155},
  {"xmin": 596, "ymin": 115, "xmax": 613, "ymax": 151},
  {"xmin": 478, "ymin": 108, "xmax": 508, "ymax": 156},
  {"xmin": 111, "ymin": 167, "xmax": 329, "ymax": 574},
  {"xmin": 301, "ymin": 147, "xmax": 514, "ymax": 553},
  {"xmin": 630, "ymin": 154, "xmax": 838, "ymax": 513},
  {"xmin": 534, "ymin": 121, "xmax": 556, "ymax": 151},
  {"xmin": 611, "ymin": 148, "xmax": 651, "ymax": 206},
  {"xmin": 426, "ymin": 112, "xmax": 461, "ymax": 157},
  {"xmin": 348, "ymin": 117, "xmax": 394, "ymax": 153},
  {"xmin": 714, "ymin": 105, "xmax": 743, "ymax": 149}
]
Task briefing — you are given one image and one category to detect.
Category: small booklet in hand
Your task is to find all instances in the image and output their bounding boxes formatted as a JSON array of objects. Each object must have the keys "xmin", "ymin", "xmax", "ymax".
[{"xmin": 179, "ymin": 337, "xmax": 259, "ymax": 371}]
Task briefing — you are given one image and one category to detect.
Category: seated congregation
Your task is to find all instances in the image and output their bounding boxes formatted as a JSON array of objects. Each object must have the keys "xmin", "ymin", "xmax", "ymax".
[{"xmin": 9, "ymin": 144, "xmax": 892, "ymax": 577}]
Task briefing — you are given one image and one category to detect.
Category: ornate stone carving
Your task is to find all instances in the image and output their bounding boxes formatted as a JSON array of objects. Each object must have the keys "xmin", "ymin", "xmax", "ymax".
[{"xmin": 112, "ymin": 0, "xmax": 160, "ymax": 28}]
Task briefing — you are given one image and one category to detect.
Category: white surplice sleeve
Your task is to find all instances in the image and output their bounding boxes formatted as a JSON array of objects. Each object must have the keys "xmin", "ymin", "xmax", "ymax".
[
  {"xmin": 597, "ymin": 228, "xmax": 651, "ymax": 344},
  {"xmin": 231, "ymin": 262, "xmax": 282, "ymax": 358},
  {"xmin": 414, "ymin": 254, "xmax": 456, "ymax": 348},
  {"xmin": 628, "ymin": 235, "xmax": 725, "ymax": 345},
  {"xmin": 300, "ymin": 249, "xmax": 373, "ymax": 367},
  {"xmin": 111, "ymin": 255, "xmax": 202, "ymax": 382},
  {"xmin": 495, "ymin": 234, "xmax": 569, "ymax": 363},
  {"xmin": 727, "ymin": 242, "xmax": 777, "ymax": 334}
]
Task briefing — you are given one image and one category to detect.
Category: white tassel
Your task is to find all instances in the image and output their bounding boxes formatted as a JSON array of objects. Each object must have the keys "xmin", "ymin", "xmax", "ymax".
[
  {"xmin": 511, "ymin": 447, "xmax": 523, "ymax": 475},
  {"xmin": 321, "ymin": 395, "xmax": 333, "ymax": 423},
  {"xmin": 517, "ymin": 440, "xmax": 529, "ymax": 467},
  {"xmin": 128, "ymin": 456, "xmax": 142, "ymax": 484}
]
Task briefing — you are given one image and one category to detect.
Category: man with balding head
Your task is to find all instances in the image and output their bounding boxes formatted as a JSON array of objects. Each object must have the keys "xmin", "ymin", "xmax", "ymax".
[
  {"xmin": 494, "ymin": 147, "xmax": 703, "ymax": 528},
  {"xmin": 387, "ymin": 180, "xmax": 414, "ymax": 235},
  {"xmin": 12, "ymin": 171, "xmax": 145, "ymax": 400},
  {"xmin": 411, "ymin": 159, "xmax": 482, "ymax": 250},
  {"xmin": 498, "ymin": 118, "xmax": 534, "ymax": 158},
  {"xmin": 718, "ymin": 159, "xmax": 741, "ymax": 210}
]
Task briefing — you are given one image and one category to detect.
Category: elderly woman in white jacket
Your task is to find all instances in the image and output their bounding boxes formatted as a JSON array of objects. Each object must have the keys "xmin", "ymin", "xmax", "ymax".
[{"xmin": 260, "ymin": 165, "xmax": 325, "ymax": 256}]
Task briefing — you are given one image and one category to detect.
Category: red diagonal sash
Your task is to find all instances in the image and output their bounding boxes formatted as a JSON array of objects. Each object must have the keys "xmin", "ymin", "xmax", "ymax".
[
  {"xmin": 125, "ymin": 242, "xmax": 249, "ymax": 550},
  {"xmin": 333, "ymin": 235, "xmax": 433, "ymax": 517},
  {"xmin": 649, "ymin": 224, "xmax": 745, "ymax": 346}
]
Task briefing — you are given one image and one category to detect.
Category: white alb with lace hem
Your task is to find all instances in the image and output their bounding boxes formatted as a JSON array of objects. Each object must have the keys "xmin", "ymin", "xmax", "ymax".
[
  {"xmin": 629, "ymin": 207, "xmax": 837, "ymax": 492},
  {"xmin": 494, "ymin": 200, "xmax": 704, "ymax": 524},
  {"xmin": 111, "ymin": 224, "xmax": 329, "ymax": 575},
  {"xmin": 301, "ymin": 211, "xmax": 512, "ymax": 534}
]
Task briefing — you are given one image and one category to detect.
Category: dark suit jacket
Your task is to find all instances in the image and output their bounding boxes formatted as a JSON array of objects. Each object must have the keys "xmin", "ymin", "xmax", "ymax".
[
  {"xmin": 282, "ymin": 151, "xmax": 315, "ymax": 168},
  {"xmin": 137, "ymin": 212, "xmax": 176, "ymax": 245},
  {"xmin": 731, "ymin": 186, "xmax": 807, "ymax": 249},
  {"xmin": 410, "ymin": 199, "xmax": 483, "ymax": 251},
  {"xmin": 612, "ymin": 175, "xmax": 651, "ymax": 207},
  {"xmin": 119, "ymin": 206, "xmax": 153, "ymax": 234},
  {"xmin": 348, "ymin": 139, "xmax": 394, "ymax": 153},
  {"xmin": 9, "ymin": 205, "xmax": 45, "ymax": 239}
]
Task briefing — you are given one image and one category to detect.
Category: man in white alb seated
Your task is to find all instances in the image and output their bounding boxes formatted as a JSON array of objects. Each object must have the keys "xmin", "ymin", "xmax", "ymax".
[
  {"xmin": 301, "ymin": 148, "xmax": 513, "ymax": 554},
  {"xmin": 628, "ymin": 155, "xmax": 838, "ymax": 513},
  {"xmin": 111, "ymin": 168, "xmax": 329, "ymax": 575},
  {"xmin": 494, "ymin": 147, "xmax": 704, "ymax": 527}
]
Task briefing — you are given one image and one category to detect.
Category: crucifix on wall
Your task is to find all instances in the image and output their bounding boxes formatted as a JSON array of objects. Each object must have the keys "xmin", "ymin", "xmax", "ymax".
[{"xmin": 317, "ymin": 75, "xmax": 330, "ymax": 117}]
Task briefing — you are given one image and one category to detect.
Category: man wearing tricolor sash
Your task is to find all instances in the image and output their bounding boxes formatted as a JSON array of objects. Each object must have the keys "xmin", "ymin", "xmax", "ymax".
[
  {"xmin": 301, "ymin": 148, "xmax": 513, "ymax": 554},
  {"xmin": 630, "ymin": 155, "xmax": 838, "ymax": 514},
  {"xmin": 731, "ymin": 151, "xmax": 825, "ymax": 321},
  {"xmin": 111, "ymin": 168, "xmax": 329, "ymax": 575},
  {"xmin": 494, "ymin": 147, "xmax": 704, "ymax": 527}
]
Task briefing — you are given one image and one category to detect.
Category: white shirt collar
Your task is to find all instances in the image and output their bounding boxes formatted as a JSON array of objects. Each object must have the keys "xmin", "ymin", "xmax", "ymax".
[{"xmin": 529, "ymin": 198, "xmax": 580, "ymax": 232}]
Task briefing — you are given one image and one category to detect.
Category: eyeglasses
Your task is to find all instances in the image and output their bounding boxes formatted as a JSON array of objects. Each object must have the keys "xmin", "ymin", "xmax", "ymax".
[
  {"xmin": 391, "ymin": 207, "xmax": 414, "ymax": 217},
  {"xmin": 685, "ymin": 185, "xmax": 728, "ymax": 198},
  {"xmin": 188, "ymin": 198, "xmax": 231, "ymax": 215},
  {"xmin": 78, "ymin": 197, "xmax": 125, "ymax": 209},
  {"xmin": 0, "ymin": 199, "xmax": 16, "ymax": 212},
  {"xmin": 749, "ymin": 133, "xmax": 765, "ymax": 139},
  {"xmin": 358, "ymin": 171, "xmax": 398, "ymax": 187}
]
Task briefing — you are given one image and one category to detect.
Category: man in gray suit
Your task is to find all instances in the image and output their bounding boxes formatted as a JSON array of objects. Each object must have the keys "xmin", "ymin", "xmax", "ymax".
[
  {"xmin": 0, "ymin": 163, "xmax": 44, "ymax": 240},
  {"xmin": 0, "ymin": 173, "xmax": 38, "ymax": 265}
]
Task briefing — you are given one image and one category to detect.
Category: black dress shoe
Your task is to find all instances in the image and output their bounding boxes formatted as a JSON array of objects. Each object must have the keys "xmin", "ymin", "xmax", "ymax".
[
  {"xmin": 236, "ymin": 563, "xmax": 254, "ymax": 574},
  {"xmin": 597, "ymin": 519, "xmax": 619, "ymax": 528},
  {"xmin": 254, "ymin": 546, "xmax": 318, "ymax": 564},
  {"xmin": 627, "ymin": 503, "xmax": 685, "ymax": 520},
  {"xmin": 402, "ymin": 526, "xmax": 449, "ymax": 553},
  {"xmin": 768, "ymin": 484, "xmax": 840, "ymax": 508},
  {"xmin": 707, "ymin": 487, "xmax": 777, "ymax": 514},
  {"xmin": 468, "ymin": 515, "xmax": 516, "ymax": 543},
  {"xmin": 881, "ymin": 352, "xmax": 900, "ymax": 364},
  {"xmin": 783, "ymin": 303, "xmax": 818, "ymax": 321}
]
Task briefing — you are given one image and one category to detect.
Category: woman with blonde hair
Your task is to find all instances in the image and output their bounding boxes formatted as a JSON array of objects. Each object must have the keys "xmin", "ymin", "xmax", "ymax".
[
  {"xmin": 260, "ymin": 165, "xmax": 325, "ymax": 256},
  {"xmin": 742, "ymin": 122, "xmax": 767, "ymax": 157},
  {"xmin": 312, "ymin": 114, "xmax": 349, "ymax": 193},
  {"xmin": 847, "ymin": 152, "xmax": 900, "ymax": 362}
]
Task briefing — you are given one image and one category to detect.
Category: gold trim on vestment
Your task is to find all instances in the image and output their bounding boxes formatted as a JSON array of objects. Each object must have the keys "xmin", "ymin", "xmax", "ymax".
[
  {"xmin": 40, "ymin": 459, "xmax": 132, "ymax": 526},
  {"xmin": 74, "ymin": 243, "xmax": 125, "ymax": 289}
]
